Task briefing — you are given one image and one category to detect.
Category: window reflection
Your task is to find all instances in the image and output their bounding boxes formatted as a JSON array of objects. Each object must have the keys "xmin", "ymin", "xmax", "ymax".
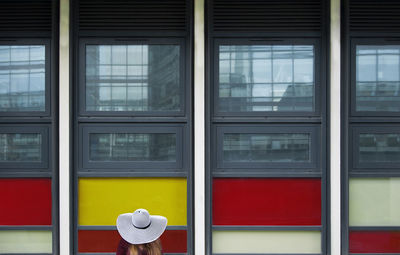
[
  {"xmin": 219, "ymin": 45, "xmax": 314, "ymax": 112},
  {"xmin": 356, "ymin": 45, "xmax": 400, "ymax": 112},
  {"xmin": 0, "ymin": 46, "xmax": 46, "ymax": 112},
  {"xmin": 359, "ymin": 133, "xmax": 400, "ymax": 163},
  {"xmin": 89, "ymin": 133, "xmax": 176, "ymax": 161},
  {"xmin": 85, "ymin": 45, "xmax": 180, "ymax": 112},
  {"xmin": 223, "ymin": 133, "xmax": 310, "ymax": 162},
  {"xmin": 0, "ymin": 133, "xmax": 42, "ymax": 162}
]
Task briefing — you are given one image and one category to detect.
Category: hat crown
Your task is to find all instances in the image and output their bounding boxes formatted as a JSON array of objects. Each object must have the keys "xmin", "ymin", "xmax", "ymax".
[{"xmin": 131, "ymin": 209, "xmax": 151, "ymax": 229}]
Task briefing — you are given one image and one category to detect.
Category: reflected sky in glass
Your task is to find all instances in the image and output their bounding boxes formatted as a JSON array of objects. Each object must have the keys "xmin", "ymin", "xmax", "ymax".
[
  {"xmin": 0, "ymin": 133, "xmax": 42, "ymax": 162},
  {"xmin": 223, "ymin": 133, "xmax": 310, "ymax": 162},
  {"xmin": 86, "ymin": 45, "xmax": 180, "ymax": 112},
  {"xmin": 89, "ymin": 133, "xmax": 176, "ymax": 161},
  {"xmin": 0, "ymin": 46, "xmax": 46, "ymax": 112},
  {"xmin": 219, "ymin": 45, "xmax": 314, "ymax": 112},
  {"xmin": 356, "ymin": 45, "xmax": 400, "ymax": 112}
]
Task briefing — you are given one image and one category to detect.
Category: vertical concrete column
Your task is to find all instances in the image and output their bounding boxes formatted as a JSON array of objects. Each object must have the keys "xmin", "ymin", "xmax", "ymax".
[
  {"xmin": 330, "ymin": 0, "xmax": 341, "ymax": 254},
  {"xmin": 59, "ymin": 0, "xmax": 70, "ymax": 254},
  {"xmin": 194, "ymin": 0, "xmax": 205, "ymax": 254}
]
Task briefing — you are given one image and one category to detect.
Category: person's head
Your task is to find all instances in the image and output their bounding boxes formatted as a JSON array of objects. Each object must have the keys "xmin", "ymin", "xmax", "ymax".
[
  {"xmin": 127, "ymin": 239, "xmax": 162, "ymax": 255},
  {"xmin": 116, "ymin": 209, "xmax": 167, "ymax": 255}
]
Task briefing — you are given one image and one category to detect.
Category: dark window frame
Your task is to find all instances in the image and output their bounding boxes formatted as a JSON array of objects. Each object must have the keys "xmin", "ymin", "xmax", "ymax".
[
  {"xmin": 351, "ymin": 125, "xmax": 400, "ymax": 171},
  {"xmin": 78, "ymin": 37, "xmax": 188, "ymax": 117},
  {"xmin": 0, "ymin": 125, "xmax": 50, "ymax": 172},
  {"xmin": 351, "ymin": 38, "xmax": 400, "ymax": 117},
  {"xmin": 213, "ymin": 124, "xmax": 321, "ymax": 171},
  {"xmin": 0, "ymin": 39, "xmax": 51, "ymax": 117},
  {"xmin": 79, "ymin": 123, "xmax": 187, "ymax": 172},
  {"xmin": 213, "ymin": 38, "xmax": 322, "ymax": 117}
]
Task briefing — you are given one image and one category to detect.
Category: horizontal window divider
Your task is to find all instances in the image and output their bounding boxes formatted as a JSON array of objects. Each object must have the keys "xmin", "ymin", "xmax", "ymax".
[
  {"xmin": 212, "ymin": 225, "xmax": 322, "ymax": 231},
  {"xmin": 0, "ymin": 226, "xmax": 52, "ymax": 230},
  {"xmin": 1, "ymin": 254, "xmax": 53, "ymax": 255},
  {"xmin": 77, "ymin": 117, "xmax": 189, "ymax": 123},
  {"xmin": 212, "ymin": 172, "xmax": 322, "ymax": 178},
  {"xmin": 78, "ymin": 225, "xmax": 186, "ymax": 231},
  {"xmin": 0, "ymin": 172, "xmax": 52, "ymax": 178},
  {"xmin": 0, "ymin": 118, "xmax": 53, "ymax": 124},
  {"xmin": 349, "ymin": 171, "xmax": 400, "ymax": 177},
  {"xmin": 211, "ymin": 117, "xmax": 322, "ymax": 124},
  {"xmin": 349, "ymin": 117, "xmax": 400, "ymax": 123},
  {"xmin": 210, "ymin": 31, "xmax": 322, "ymax": 38},
  {"xmin": 77, "ymin": 171, "xmax": 188, "ymax": 178},
  {"xmin": 78, "ymin": 253, "xmax": 187, "ymax": 255},
  {"xmin": 349, "ymin": 226, "xmax": 400, "ymax": 231},
  {"xmin": 209, "ymin": 253, "xmax": 320, "ymax": 255},
  {"xmin": 78, "ymin": 113, "xmax": 187, "ymax": 119},
  {"xmin": 78, "ymin": 31, "xmax": 189, "ymax": 38}
]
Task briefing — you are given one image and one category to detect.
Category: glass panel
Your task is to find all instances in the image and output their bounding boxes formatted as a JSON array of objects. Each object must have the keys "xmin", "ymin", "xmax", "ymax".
[
  {"xmin": 356, "ymin": 45, "xmax": 400, "ymax": 112},
  {"xmin": 0, "ymin": 178, "xmax": 51, "ymax": 225},
  {"xmin": 350, "ymin": 231, "xmax": 400, "ymax": 253},
  {"xmin": 78, "ymin": 229, "xmax": 187, "ymax": 253},
  {"xmin": 349, "ymin": 178, "xmax": 400, "ymax": 226},
  {"xmin": 85, "ymin": 45, "xmax": 181, "ymax": 112},
  {"xmin": 89, "ymin": 133, "xmax": 176, "ymax": 162},
  {"xmin": 218, "ymin": 45, "xmax": 314, "ymax": 112},
  {"xmin": 359, "ymin": 133, "xmax": 400, "ymax": 163},
  {"xmin": 78, "ymin": 178, "xmax": 187, "ymax": 226},
  {"xmin": 0, "ymin": 230, "xmax": 52, "ymax": 253},
  {"xmin": 212, "ymin": 231, "xmax": 321, "ymax": 254},
  {"xmin": 213, "ymin": 178, "xmax": 321, "ymax": 226},
  {"xmin": 223, "ymin": 133, "xmax": 310, "ymax": 162},
  {"xmin": 0, "ymin": 133, "xmax": 42, "ymax": 162},
  {"xmin": 0, "ymin": 46, "xmax": 46, "ymax": 112}
]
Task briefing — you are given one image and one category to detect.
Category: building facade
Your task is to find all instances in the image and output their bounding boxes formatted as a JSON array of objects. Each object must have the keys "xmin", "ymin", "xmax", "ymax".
[{"xmin": 0, "ymin": 0, "xmax": 399, "ymax": 255}]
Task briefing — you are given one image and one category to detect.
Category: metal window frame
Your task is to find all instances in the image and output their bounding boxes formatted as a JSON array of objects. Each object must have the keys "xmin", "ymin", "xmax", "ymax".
[
  {"xmin": 213, "ymin": 124, "xmax": 321, "ymax": 171},
  {"xmin": 0, "ymin": 125, "xmax": 51, "ymax": 171},
  {"xmin": 350, "ymin": 38, "xmax": 400, "ymax": 117},
  {"xmin": 212, "ymin": 38, "xmax": 323, "ymax": 117},
  {"xmin": 0, "ymin": 39, "xmax": 51, "ymax": 117},
  {"xmin": 77, "ymin": 37, "xmax": 188, "ymax": 118},
  {"xmin": 79, "ymin": 123, "xmax": 187, "ymax": 172},
  {"xmin": 350, "ymin": 125, "xmax": 400, "ymax": 171}
]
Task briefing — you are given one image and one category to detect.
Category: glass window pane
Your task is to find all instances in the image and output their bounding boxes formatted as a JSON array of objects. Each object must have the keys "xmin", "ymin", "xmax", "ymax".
[
  {"xmin": 78, "ymin": 178, "xmax": 187, "ymax": 226},
  {"xmin": 212, "ymin": 231, "xmax": 321, "ymax": 254},
  {"xmin": 359, "ymin": 133, "xmax": 400, "ymax": 163},
  {"xmin": 89, "ymin": 133, "xmax": 176, "ymax": 162},
  {"xmin": 356, "ymin": 45, "xmax": 400, "ymax": 112},
  {"xmin": 0, "ymin": 133, "xmax": 42, "ymax": 162},
  {"xmin": 0, "ymin": 178, "xmax": 52, "ymax": 225},
  {"xmin": 218, "ymin": 45, "xmax": 314, "ymax": 112},
  {"xmin": 349, "ymin": 178, "xmax": 400, "ymax": 226},
  {"xmin": 349, "ymin": 231, "xmax": 400, "ymax": 253},
  {"xmin": 223, "ymin": 133, "xmax": 310, "ymax": 163},
  {"xmin": 0, "ymin": 230, "xmax": 52, "ymax": 253},
  {"xmin": 78, "ymin": 229, "xmax": 187, "ymax": 253},
  {"xmin": 0, "ymin": 46, "xmax": 46, "ymax": 112},
  {"xmin": 213, "ymin": 178, "xmax": 321, "ymax": 226},
  {"xmin": 85, "ymin": 44, "xmax": 181, "ymax": 112}
]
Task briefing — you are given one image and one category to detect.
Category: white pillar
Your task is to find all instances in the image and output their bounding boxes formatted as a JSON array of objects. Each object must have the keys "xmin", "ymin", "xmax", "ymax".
[
  {"xmin": 330, "ymin": 0, "xmax": 341, "ymax": 254},
  {"xmin": 194, "ymin": 0, "xmax": 205, "ymax": 254},
  {"xmin": 59, "ymin": 0, "xmax": 70, "ymax": 254}
]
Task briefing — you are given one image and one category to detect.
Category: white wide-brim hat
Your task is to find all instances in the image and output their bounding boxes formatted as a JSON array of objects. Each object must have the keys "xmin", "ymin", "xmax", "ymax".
[{"xmin": 117, "ymin": 209, "xmax": 167, "ymax": 244}]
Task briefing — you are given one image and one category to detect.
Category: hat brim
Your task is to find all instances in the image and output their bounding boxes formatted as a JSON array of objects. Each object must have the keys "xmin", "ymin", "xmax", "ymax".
[{"xmin": 116, "ymin": 213, "xmax": 167, "ymax": 244}]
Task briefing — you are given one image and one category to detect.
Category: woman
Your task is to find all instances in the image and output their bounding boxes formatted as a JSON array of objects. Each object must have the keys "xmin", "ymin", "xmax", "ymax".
[{"xmin": 116, "ymin": 209, "xmax": 167, "ymax": 255}]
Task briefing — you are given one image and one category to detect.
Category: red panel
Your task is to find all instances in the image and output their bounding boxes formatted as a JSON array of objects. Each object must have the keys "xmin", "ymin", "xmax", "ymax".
[
  {"xmin": 350, "ymin": 231, "xmax": 400, "ymax": 253},
  {"xmin": 0, "ymin": 178, "xmax": 52, "ymax": 225},
  {"xmin": 212, "ymin": 178, "xmax": 321, "ymax": 225},
  {"xmin": 78, "ymin": 230, "xmax": 187, "ymax": 253}
]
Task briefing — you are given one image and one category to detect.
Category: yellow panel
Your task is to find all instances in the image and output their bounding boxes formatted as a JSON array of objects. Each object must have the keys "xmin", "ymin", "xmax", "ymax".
[
  {"xmin": 349, "ymin": 177, "xmax": 400, "ymax": 226},
  {"xmin": 79, "ymin": 178, "xmax": 187, "ymax": 226},
  {"xmin": 0, "ymin": 231, "xmax": 52, "ymax": 253},
  {"xmin": 213, "ymin": 231, "xmax": 321, "ymax": 254}
]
